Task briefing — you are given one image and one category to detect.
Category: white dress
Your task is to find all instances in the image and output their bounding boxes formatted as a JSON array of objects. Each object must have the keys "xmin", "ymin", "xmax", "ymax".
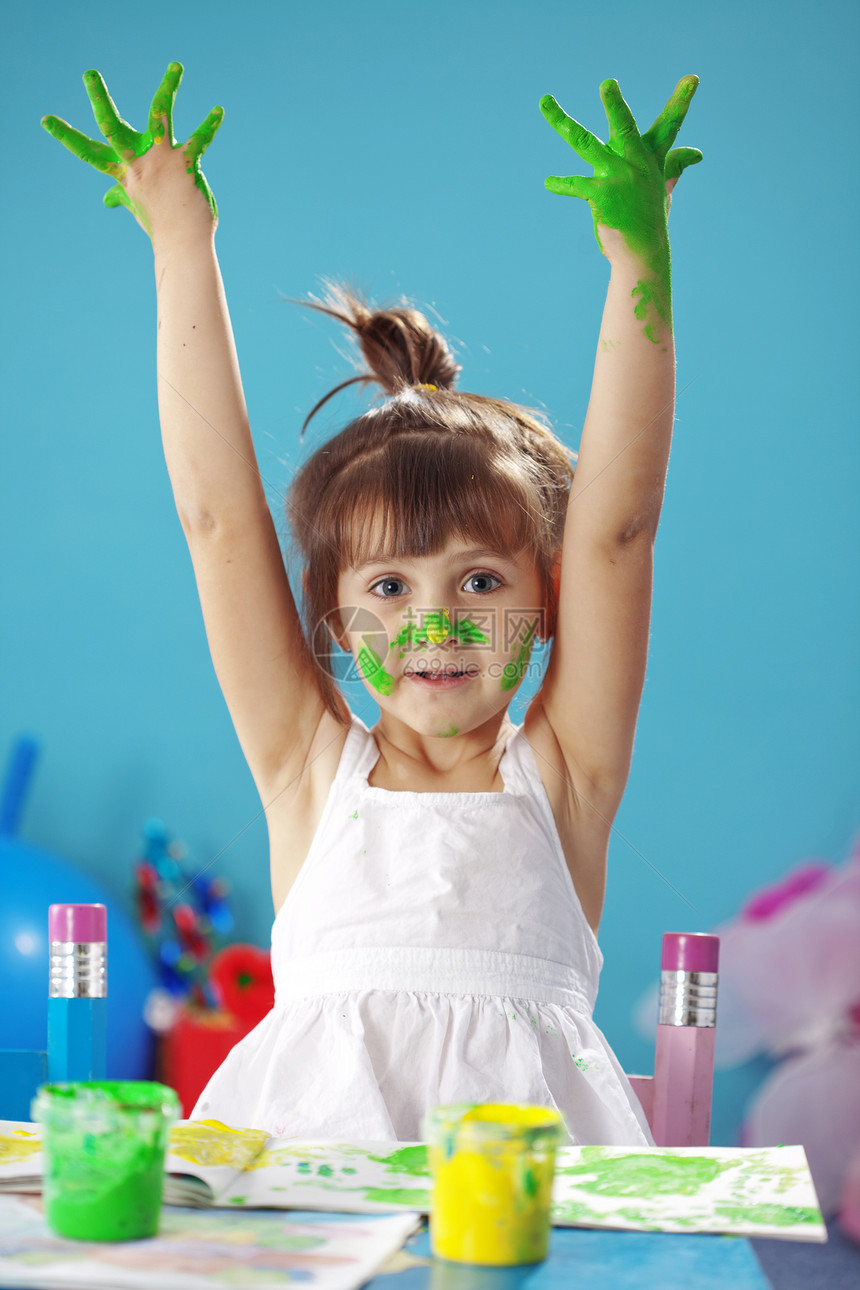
[{"xmin": 192, "ymin": 715, "xmax": 653, "ymax": 1145}]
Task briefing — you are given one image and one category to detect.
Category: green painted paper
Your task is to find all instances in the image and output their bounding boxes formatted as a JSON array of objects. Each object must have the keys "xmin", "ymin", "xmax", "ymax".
[{"xmin": 0, "ymin": 1122, "xmax": 826, "ymax": 1237}]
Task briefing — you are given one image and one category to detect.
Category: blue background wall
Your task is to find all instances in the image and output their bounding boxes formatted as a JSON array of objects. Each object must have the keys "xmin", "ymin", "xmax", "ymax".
[{"xmin": 3, "ymin": 0, "xmax": 858, "ymax": 1142}]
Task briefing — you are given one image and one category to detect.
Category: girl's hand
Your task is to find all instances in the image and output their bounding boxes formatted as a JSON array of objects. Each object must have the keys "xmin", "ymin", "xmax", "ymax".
[
  {"xmin": 540, "ymin": 76, "xmax": 701, "ymax": 340},
  {"xmin": 540, "ymin": 76, "xmax": 701, "ymax": 257},
  {"xmin": 42, "ymin": 62, "xmax": 223, "ymax": 240}
]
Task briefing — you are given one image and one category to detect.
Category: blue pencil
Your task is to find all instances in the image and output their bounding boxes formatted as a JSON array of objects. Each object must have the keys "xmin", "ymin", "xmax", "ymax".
[{"xmin": 47, "ymin": 904, "xmax": 107, "ymax": 1082}]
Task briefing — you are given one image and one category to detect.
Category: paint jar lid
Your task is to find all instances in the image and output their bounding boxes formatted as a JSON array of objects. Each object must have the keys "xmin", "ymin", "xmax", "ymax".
[
  {"xmin": 424, "ymin": 1103, "xmax": 564, "ymax": 1148},
  {"xmin": 32, "ymin": 1080, "xmax": 179, "ymax": 1128},
  {"xmin": 49, "ymin": 904, "xmax": 107, "ymax": 943},
  {"xmin": 661, "ymin": 931, "xmax": 719, "ymax": 973}
]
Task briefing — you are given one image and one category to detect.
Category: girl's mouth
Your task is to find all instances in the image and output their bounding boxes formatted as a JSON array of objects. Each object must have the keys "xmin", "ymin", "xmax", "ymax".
[{"xmin": 405, "ymin": 666, "xmax": 478, "ymax": 689}]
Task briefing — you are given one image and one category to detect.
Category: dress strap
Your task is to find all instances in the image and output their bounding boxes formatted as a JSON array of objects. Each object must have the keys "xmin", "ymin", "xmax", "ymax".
[
  {"xmin": 498, "ymin": 725, "xmax": 540, "ymax": 796},
  {"xmin": 337, "ymin": 713, "xmax": 379, "ymax": 788}
]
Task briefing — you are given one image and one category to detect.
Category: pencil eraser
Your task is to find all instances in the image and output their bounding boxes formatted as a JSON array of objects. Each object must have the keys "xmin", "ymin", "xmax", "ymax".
[
  {"xmin": 662, "ymin": 931, "xmax": 719, "ymax": 973},
  {"xmin": 49, "ymin": 903, "xmax": 107, "ymax": 943}
]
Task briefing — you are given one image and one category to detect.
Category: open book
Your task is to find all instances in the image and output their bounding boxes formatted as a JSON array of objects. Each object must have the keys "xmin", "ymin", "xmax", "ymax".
[{"xmin": 0, "ymin": 1118, "xmax": 826, "ymax": 1241}]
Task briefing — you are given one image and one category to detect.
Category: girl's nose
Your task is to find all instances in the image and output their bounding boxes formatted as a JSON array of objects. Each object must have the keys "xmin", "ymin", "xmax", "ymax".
[{"xmin": 423, "ymin": 608, "xmax": 454, "ymax": 645}]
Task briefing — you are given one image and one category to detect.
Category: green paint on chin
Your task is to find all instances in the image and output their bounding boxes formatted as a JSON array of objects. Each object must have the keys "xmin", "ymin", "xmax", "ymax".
[
  {"xmin": 437, "ymin": 725, "xmax": 459, "ymax": 738},
  {"xmin": 357, "ymin": 637, "xmax": 394, "ymax": 696},
  {"xmin": 500, "ymin": 621, "xmax": 537, "ymax": 692}
]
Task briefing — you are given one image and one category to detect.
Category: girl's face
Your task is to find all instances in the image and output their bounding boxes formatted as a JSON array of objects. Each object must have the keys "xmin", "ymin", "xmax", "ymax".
[{"xmin": 335, "ymin": 538, "xmax": 546, "ymax": 739}]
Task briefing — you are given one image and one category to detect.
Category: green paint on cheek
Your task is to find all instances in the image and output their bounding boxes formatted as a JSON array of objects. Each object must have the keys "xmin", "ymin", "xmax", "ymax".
[
  {"xmin": 367, "ymin": 1144, "xmax": 429, "ymax": 1177},
  {"xmin": 357, "ymin": 637, "xmax": 394, "ymax": 696},
  {"xmin": 500, "ymin": 621, "xmax": 536, "ymax": 692},
  {"xmin": 452, "ymin": 617, "xmax": 490, "ymax": 644}
]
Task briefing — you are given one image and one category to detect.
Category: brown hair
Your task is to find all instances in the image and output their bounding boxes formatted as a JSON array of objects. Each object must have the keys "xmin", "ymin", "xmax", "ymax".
[{"xmin": 288, "ymin": 283, "xmax": 575, "ymax": 717}]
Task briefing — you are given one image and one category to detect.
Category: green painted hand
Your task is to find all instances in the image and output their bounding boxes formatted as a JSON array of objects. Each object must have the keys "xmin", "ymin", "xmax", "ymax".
[
  {"xmin": 540, "ymin": 76, "xmax": 701, "ymax": 259},
  {"xmin": 42, "ymin": 63, "xmax": 223, "ymax": 233},
  {"xmin": 540, "ymin": 77, "xmax": 701, "ymax": 341}
]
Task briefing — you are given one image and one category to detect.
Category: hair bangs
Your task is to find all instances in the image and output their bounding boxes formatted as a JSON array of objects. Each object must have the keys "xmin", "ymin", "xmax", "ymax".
[{"xmin": 330, "ymin": 431, "xmax": 543, "ymax": 571}]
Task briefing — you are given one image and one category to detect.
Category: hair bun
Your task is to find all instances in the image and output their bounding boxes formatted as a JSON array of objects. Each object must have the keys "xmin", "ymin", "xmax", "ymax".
[
  {"xmin": 298, "ymin": 282, "xmax": 461, "ymax": 435},
  {"xmin": 353, "ymin": 297, "xmax": 460, "ymax": 394}
]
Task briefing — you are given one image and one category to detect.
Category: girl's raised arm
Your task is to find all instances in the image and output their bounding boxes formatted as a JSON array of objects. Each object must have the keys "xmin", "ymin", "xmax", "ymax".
[
  {"xmin": 43, "ymin": 65, "xmax": 341, "ymax": 795},
  {"xmin": 535, "ymin": 77, "xmax": 701, "ymax": 819}
]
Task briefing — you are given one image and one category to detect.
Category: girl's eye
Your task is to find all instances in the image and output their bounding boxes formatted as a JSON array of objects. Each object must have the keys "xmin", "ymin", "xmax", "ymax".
[
  {"xmin": 463, "ymin": 572, "xmax": 502, "ymax": 594},
  {"xmin": 371, "ymin": 577, "xmax": 408, "ymax": 598}
]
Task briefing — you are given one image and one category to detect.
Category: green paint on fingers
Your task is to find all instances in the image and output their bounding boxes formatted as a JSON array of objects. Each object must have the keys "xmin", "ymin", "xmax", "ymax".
[
  {"xmin": 42, "ymin": 62, "xmax": 223, "ymax": 231},
  {"xmin": 540, "ymin": 76, "xmax": 702, "ymax": 339},
  {"xmin": 147, "ymin": 61, "xmax": 183, "ymax": 144},
  {"xmin": 358, "ymin": 637, "xmax": 394, "ymax": 696}
]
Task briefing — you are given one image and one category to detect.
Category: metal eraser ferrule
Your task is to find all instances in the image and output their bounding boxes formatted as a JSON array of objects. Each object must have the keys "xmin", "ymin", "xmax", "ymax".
[
  {"xmin": 49, "ymin": 941, "xmax": 108, "ymax": 999},
  {"xmin": 658, "ymin": 968, "xmax": 718, "ymax": 1028}
]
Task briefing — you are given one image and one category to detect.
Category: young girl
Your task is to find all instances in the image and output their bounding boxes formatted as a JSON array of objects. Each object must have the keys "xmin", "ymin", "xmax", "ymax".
[{"xmin": 43, "ymin": 65, "xmax": 701, "ymax": 1144}]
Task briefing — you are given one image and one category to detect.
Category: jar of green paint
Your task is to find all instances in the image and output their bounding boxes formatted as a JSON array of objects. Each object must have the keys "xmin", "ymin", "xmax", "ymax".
[{"xmin": 33, "ymin": 1080, "xmax": 179, "ymax": 1241}]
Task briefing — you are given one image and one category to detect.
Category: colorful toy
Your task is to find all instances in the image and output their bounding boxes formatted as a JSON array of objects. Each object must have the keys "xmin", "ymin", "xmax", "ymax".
[
  {"xmin": 208, "ymin": 943, "xmax": 275, "ymax": 1027},
  {"xmin": 130, "ymin": 819, "xmax": 275, "ymax": 1117},
  {"xmin": 131, "ymin": 817, "xmax": 233, "ymax": 1012}
]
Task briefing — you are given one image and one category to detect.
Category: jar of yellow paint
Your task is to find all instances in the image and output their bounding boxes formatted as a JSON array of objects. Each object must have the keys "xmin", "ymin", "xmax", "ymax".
[{"xmin": 425, "ymin": 1103, "xmax": 564, "ymax": 1265}]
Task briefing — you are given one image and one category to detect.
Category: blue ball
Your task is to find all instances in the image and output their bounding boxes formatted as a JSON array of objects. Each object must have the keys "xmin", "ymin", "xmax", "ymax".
[{"xmin": 0, "ymin": 837, "xmax": 156, "ymax": 1079}]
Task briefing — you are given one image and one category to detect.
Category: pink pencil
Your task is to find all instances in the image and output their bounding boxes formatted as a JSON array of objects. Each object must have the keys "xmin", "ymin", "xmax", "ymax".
[{"xmin": 651, "ymin": 931, "xmax": 719, "ymax": 1148}]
